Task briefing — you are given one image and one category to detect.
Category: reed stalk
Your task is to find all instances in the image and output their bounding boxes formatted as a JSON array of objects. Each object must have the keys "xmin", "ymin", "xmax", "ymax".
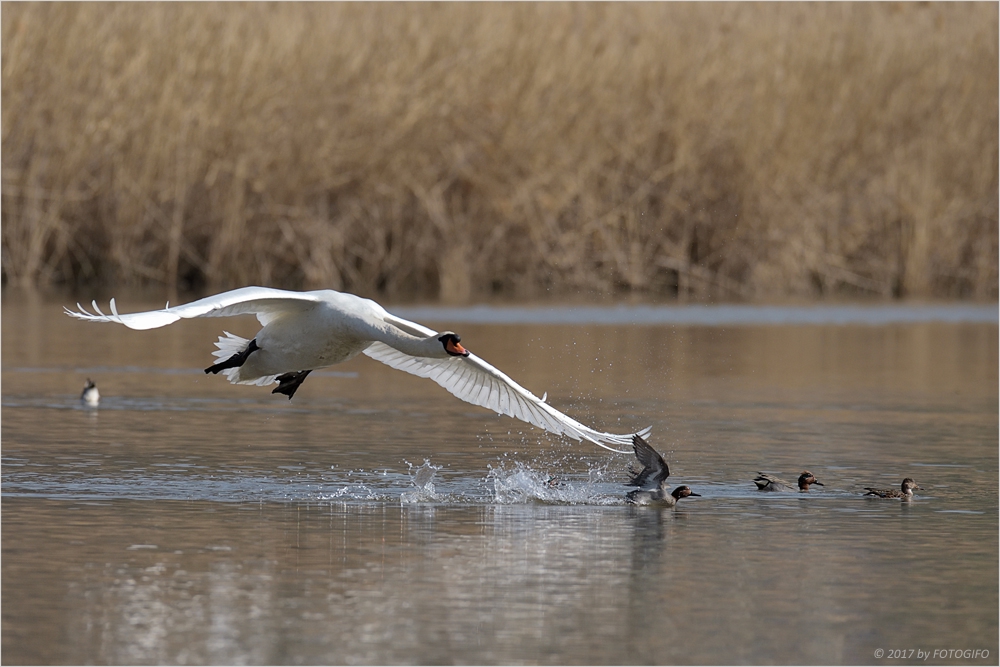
[{"xmin": 2, "ymin": 3, "xmax": 996, "ymax": 300}]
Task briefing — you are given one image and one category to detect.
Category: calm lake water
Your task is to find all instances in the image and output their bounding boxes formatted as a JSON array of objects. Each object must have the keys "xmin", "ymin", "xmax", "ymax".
[{"xmin": 2, "ymin": 294, "xmax": 997, "ymax": 665}]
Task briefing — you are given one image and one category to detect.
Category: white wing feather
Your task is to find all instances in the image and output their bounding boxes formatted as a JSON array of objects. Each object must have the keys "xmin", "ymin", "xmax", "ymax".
[
  {"xmin": 64, "ymin": 286, "xmax": 322, "ymax": 330},
  {"xmin": 65, "ymin": 289, "xmax": 651, "ymax": 451},
  {"xmin": 362, "ymin": 341, "xmax": 649, "ymax": 453}
]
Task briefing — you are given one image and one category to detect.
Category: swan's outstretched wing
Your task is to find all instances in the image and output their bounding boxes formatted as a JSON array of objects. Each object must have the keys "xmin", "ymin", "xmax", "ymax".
[
  {"xmin": 64, "ymin": 286, "xmax": 321, "ymax": 330},
  {"xmin": 363, "ymin": 339, "xmax": 650, "ymax": 453}
]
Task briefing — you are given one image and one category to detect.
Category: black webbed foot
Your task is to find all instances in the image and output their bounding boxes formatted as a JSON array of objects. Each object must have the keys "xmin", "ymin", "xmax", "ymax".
[
  {"xmin": 205, "ymin": 339, "xmax": 259, "ymax": 374},
  {"xmin": 272, "ymin": 370, "xmax": 312, "ymax": 399}
]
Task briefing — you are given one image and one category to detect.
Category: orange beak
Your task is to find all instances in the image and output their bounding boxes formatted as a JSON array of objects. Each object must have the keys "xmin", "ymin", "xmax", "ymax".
[{"xmin": 446, "ymin": 339, "xmax": 469, "ymax": 356}]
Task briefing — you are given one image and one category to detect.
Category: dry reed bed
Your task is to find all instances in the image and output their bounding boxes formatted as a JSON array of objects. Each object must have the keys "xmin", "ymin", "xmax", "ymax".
[{"xmin": 2, "ymin": 3, "xmax": 997, "ymax": 301}]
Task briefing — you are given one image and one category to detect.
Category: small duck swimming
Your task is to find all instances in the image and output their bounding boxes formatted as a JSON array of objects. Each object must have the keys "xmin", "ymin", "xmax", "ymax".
[
  {"xmin": 864, "ymin": 478, "xmax": 922, "ymax": 499},
  {"xmin": 80, "ymin": 378, "xmax": 100, "ymax": 406},
  {"xmin": 753, "ymin": 471, "xmax": 824, "ymax": 492},
  {"xmin": 628, "ymin": 485, "xmax": 701, "ymax": 507},
  {"xmin": 625, "ymin": 435, "xmax": 700, "ymax": 506}
]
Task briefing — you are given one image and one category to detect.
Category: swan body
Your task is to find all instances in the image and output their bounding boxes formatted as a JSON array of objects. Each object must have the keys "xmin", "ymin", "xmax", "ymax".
[{"xmin": 65, "ymin": 286, "xmax": 650, "ymax": 452}]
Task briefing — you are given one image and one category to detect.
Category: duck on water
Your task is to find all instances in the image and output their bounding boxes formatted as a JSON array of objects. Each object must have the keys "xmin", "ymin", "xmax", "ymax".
[
  {"xmin": 80, "ymin": 378, "xmax": 100, "ymax": 406},
  {"xmin": 65, "ymin": 286, "xmax": 650, "ymax": 453},
  {"xmin": 753, "ymin": 471, "xmax": 824, "ymax": 492},
  {"xmin": 625, "ymin": 435, "xmax": 701, "ymax": 507},
  {"xmin": 864, "ymin": 478, "xmax": 922, "ymax": 499}
]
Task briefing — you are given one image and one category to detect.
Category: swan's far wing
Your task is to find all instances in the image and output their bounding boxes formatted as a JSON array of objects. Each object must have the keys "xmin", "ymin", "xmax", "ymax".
[
  {"xmin": 64, "ymin": 286, "xmax": 322, "ymax": 330},
  {"xmin": 363, "ymin": 342, "xmax": 649, "ymax": 453}
]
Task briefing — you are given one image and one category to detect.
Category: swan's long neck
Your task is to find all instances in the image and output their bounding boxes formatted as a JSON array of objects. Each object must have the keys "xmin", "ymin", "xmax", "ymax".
[{"xmin": 373, "ymin": 325, "xmax": 447, "ymax": 358}]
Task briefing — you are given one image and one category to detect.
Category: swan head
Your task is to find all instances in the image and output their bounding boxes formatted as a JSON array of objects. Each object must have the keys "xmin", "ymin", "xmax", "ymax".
[{"xmin": 438, "ymin": 332, "xmax": 470, "ymax": 357}]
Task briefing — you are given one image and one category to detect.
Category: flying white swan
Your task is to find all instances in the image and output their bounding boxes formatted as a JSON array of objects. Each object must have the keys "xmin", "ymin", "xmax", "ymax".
[{"xmin": 65, "ymin": 286, "xmax": 649, "ymax": 452}]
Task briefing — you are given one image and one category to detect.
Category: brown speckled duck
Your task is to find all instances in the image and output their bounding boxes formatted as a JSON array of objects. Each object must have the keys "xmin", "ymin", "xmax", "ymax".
[{"xmin": 864, "ymin": 478, "xmax": 922, "ymax": 499}]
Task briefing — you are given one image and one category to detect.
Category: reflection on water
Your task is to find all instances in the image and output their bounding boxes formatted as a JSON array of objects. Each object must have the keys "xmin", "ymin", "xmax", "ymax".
[
  {"xmin": 2, "ymin": 296, "xmax": 997, "ymax": 664},
  {"xmin": 3, "ymin": 498, "xmax": 996, "ymax": 665}
]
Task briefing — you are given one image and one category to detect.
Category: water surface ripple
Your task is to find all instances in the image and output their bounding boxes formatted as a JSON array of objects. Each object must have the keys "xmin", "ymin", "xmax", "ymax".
[{"xmin": 2, "ymin": 299, "xmax": 996, "ymax": 664}]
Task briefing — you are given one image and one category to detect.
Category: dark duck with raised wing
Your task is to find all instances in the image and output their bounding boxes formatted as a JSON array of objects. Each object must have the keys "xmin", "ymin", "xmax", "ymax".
[{"xmin": 625, "ymin": 435, "xmax": 701, "ymax": 506}]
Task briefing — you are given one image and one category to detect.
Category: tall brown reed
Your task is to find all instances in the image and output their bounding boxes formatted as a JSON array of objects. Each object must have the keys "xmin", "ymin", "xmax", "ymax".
[{"xmin": 2, "ymin": 3, "xmax": 996, "ymax": 301}]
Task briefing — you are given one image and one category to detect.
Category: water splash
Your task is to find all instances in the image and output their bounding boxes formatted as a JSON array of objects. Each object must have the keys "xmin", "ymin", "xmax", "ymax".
[
  {"xmin": 400, "ymin": 460, "xmax": 442, "ymax": 504},
  {"xmin": 487, "ymin": 459, "xmax": 623, "ymax": 505}
]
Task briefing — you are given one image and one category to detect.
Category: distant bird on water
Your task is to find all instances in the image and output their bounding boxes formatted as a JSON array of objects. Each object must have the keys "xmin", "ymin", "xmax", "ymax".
[
  {"xmin": 64, "ymin": 286, "xmax": 650, "ymax": 452},
  {"xmin": 864, "ymin": 478, "xmax": 922, "ymax": 500},
  {"xmin": 753, "ymin": 471, "xmax": 824, "ymax": 492},
  {"xmin": 80, "ymin": 378, "xmax": 100, "ymax": 406},
  {"xmin": 625, "ymin": 434, "xmax": 701, "ymax": 506}
]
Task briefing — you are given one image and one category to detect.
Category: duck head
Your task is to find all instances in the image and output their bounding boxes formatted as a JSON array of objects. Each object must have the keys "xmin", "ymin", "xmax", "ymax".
[
  {"xmin": 798, "ymin": 471, "xmax": 824, "ymax": 490},
  {"xmin": 672, "ymin": 485, "xmax": 701, "ymax": 501}
]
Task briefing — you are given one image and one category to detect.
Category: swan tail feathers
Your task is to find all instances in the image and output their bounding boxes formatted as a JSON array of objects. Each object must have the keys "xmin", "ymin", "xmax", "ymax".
[{"xmin": 212, "ymin": 331, "xmax": 250, "ymax": 360}]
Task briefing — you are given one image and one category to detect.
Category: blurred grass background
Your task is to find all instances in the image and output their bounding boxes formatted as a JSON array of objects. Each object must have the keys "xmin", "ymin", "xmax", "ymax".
[{"xmin": 2, "ymin": 2, "xmax": 996, "ymax": 302}]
